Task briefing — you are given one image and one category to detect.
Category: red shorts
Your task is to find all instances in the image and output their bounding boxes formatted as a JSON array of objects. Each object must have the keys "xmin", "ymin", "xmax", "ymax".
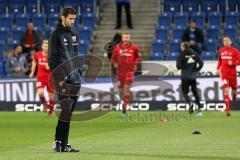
[
  {"xmin": 36, "ymin": 79, "xmax": 54, "ymax": 93},
  {"xmin": 117, "ymin": 71, "xmax": 134, "ymax": 89},
  {"xmin": 221, "ymin": 75, "xmax": 237, "ymax": 90}
]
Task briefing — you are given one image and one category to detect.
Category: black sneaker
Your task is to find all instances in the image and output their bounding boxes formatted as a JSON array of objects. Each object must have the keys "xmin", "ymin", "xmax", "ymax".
[
  {"xmin": 53, "ymin": 141, "xmax": 62, "ymax": 152},
  {"xmin": 226, "ymin": 112, "xmax": 231, "ymax": 117},
  {"xmin": 61, "ymin": 144, "xmax": 80, "ymax": 152}
]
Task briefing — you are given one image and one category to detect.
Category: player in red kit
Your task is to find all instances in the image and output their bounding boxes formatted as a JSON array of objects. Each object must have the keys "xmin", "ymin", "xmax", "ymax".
[
  {"xmin": 29, "ymin": 40, "xmax": 54, "ymax": 116},
  {"xmin": 217, "ymin": 36, "xmax": 240, "ymax": 116},
  {"xmin": 111, "ymin": 33, "xmax": 140, "ymax": 114}
]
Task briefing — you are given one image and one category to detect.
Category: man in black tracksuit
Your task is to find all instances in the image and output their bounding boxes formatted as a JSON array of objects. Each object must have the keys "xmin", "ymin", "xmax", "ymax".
[
  {"xmin": 48, "ymin": 8, "xmax": 81, "ymax": 152},
  {"xmin": 176, "ymin": 42, "xmax": 203, "ymax": 114}
]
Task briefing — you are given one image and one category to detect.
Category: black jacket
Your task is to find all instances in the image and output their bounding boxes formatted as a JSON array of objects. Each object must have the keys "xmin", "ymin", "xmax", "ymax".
[
  {"xmin": 182, "ymin": 27, "xmax": 204, "ymax": 44},
  {"xmin": 48, "ymin": 19, "xmax": 81, "ymax": 85},
  {"xmin": 176, "ymin": 48, "xmax": 203, "ymax": 80},
  {"xmin": 20, "ymin": 30, "xmax": 42, "ymax": 51}
]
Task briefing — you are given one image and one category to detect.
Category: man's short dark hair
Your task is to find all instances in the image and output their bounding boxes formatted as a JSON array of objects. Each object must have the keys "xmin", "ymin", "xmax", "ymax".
[
  {"xmin": 223, "ymin": 35, "xmax": 231, "ymax": 39},
  {"xmin": 61, "ymin": 7, "xmax": 77, "ymax": 17},
  {"xmin": 182, "ymin": 42, "xmax": 190, "ymax": 50}
]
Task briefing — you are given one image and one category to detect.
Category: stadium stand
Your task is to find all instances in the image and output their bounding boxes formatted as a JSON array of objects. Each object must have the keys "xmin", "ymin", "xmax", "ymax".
[
  {"xmin": 151, "ymin": 0, "xmax": 240, "ymax": 61},
  {"xmin": 0, "ymin": 0, "xmax": 100, "ymax": 76}
]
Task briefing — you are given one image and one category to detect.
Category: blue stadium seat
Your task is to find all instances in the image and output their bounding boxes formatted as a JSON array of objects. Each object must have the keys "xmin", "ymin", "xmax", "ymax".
[
  {"xmin": 152, "ymin": 41, "xmax": 165, "ymax": 53},
  {"xmin": 220, "ymin": 0, "xmax": 238, "ymax": 12},
  {"xmin": 225, "ymin": 12, "xmax": 238, "ymax": 27},
  {"xmin": 0, "ymin": 27, "xmax": 9, "ymax": 41},
  {"xmin": 191, "ymin": 12, "xmax": 205, "ymax": 28},
  {"xmin": 182, "ymin": 0, "xmax": 200, "ymax": 12},
  {"xmin": 174, "ymin": 12, "xmax": 189, "ymax": 27},
  {"xmin": 62, "ymin": 0, "xmax": 79, "ymax": 10},
  {"xmin": 204, "ymin": 40, "xmax": 217, "ymax": 54},
  {"xmin": 208, "ymin": 12, "xmax": 222, "ymax": 27},
  {"xmin": 0, "ymin": 60, "xmax": 6, "ymax": 76},
  {"xmin": 79, "ymin": 40, "xmax": 89, "ymax": 54},
  {"xmin": 44, "ymin": 26, "xmax": 54, "ymax": 38},
  {"xmin": 167, "ymin": 41, "xmax": 180, "ymax": 60},
  {"xmin": 206, "ymin": 26, "xmax": 219, "ymax": 40},
  {"xmin": 201, "ymin": 0, "xmax": 218, "ymax": 13},
  {"xmin": 223, "ymin": 26, "xmax": 237, "ymax": 41},
  {"xmin": 78, "ymin": 26, "xmax": 92, "ymax": 42},
  {"xmin": 82, "ymin": 13, "xmax": 96, "ymax": 28},
  {"xmin": 164, "ymin": 0, "xmax": 181, "ymax": 13},
  {"xmin": 237, "ymin": 0, "xmax": 240, "ymax": 12},
  {"xmin": 150, "ymin": 52, "xmax": 163, "ymax": 60},
  {"xmin": 11, "ymin": 27, "xmax": 24, "ymax": 41},
  {"xmin": 27, "ymin": 0, "xmax": 38, "ymax": 13},
  {"xmin": 7, "ymin": 40, "xmax": 19, "ymax": 51},
  {"xmin": 9, "ymin": 0, "xmax": 26, "ymax": 15},
  {"xmin": 172, "ymin": 27, "xmax": 184, "ymax": 41},
  {"xmin": 0, "ymin": 0, "xmax": 8, "ymax": 14},
  {"xmin": 218, "ymin": 0, "xmax": 227, "ymax": 13},
  {"xmin": 0, "ymin": 42, "xmax": 4, "ymax": 58},
  {"xmin": 43, "ymin": 0, "xmax": 61, "ymax": 14},
  {"xmin": 31, "ymin": 13, "xmax": 46, "ymax": 30},
  {"xmin": 158, "ymin": 13, "xmax": 172, "ymax": 27},
  {"xmin": 0, "ymin": 14, "xmax": 13, "ymax": 28},
  {"xmin": 15, "ymin": 14, "xmax": 30, "ymax": 28},
  {"xmin": 80, "ymin": 0, "xmax": 94, "ymax": 14},
  {"xmin": 201, "ymin": 51, "xmax": 215, "ymax": 60},
  {"xmin": 48, "ymin": 13, "xmax": 59, "ymax": 27},
  {"xmin": 155, "ymin": 26, "xmax": 169, "ymax": 41}
]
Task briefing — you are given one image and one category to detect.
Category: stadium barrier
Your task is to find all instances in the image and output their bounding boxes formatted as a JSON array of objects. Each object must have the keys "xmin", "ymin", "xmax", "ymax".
[{"xmin": 1, "ymin": 76, "xmax": 239, "ymax": 112}]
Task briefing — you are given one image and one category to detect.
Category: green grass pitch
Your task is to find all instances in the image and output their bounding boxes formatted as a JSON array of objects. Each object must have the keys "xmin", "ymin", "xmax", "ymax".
[{"xmin": 0, "ymin": 111, "xmax": 240, "ymax": 160}]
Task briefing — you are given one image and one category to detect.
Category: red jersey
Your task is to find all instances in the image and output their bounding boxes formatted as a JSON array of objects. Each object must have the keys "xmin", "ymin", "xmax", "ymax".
[
  {"xmin": 111, "ymin": 43, "xmax": 140, "ymax": 72},
  {"xmin": 34, "ymin": 51, "xmax": 51, "ymax": 81},
  {"xmin": 217, "ymin": 46, "xmax": 240, "ymax": 76}
]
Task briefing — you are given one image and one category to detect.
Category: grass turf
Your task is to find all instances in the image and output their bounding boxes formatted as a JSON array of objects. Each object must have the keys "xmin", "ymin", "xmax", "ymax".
[{"xmin": 0, "ymin": 111, "xmax": 240, "ymax": 160}]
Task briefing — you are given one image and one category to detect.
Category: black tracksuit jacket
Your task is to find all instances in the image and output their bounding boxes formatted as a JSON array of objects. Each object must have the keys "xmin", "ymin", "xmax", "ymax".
[
  {"xmin": 176, "ymin": 48, "xmax": 203, "ymax": 80},
  {"xmin": 48, "ymin": 19, "xmax": 81, "ymax": 85}
]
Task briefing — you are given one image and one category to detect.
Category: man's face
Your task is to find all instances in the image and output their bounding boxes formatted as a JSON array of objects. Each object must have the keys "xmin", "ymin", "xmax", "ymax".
[
  {"xmin": 62, "ymin": 14, "xmax": 76, "ymax": 28},
  {"xmin": 15, "ymin": 46, "xmax": 22, "ymax": 55},
  {"xmin": 42, "ymin": 43, "xmax": 48, "ymax": 53},
  {"xmin": 122, "ymin": 34, "xmax": 131, "ymax": 42},
  {"xmin": 223, "ymin": 37, "xmax": 231, "ymax": 47},
  {"xmin": 189, "ymin": 22, "xmax": 196, "ymax": 29},
  {"xmin": 27, "ymin": 23, "xmax": 34, "ymax": 31}
]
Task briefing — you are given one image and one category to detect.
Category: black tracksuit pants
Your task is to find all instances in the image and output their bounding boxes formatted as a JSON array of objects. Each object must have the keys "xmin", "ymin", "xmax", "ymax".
[
  {"xmin": 54, "ymin": 82, "xmax": 80, "ymax": 146},
  {"xmin": 116, "ymin": 2, "xmax": 132, "ymax": 28},
  {"xmin": 181, "ymin": 79, "xmax": 201, "ymax": 109}
]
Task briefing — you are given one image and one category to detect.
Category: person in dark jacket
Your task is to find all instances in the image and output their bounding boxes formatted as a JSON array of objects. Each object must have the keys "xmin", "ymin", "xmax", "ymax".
[
  {"xmin": 20, "ymin": 22, "xmax": 42, "ymax": 53},
  {"xmin": 182, "ymin": 19, "xmax": 204, "ymax": 55},
  {"xmin": 176, "ymin": 42, "xmax": 203, "ymax": 115},
  {"xmin": 107, "ymin": 32, "xmax": 122, "ymax": 60},
  {"xmin": 48, "ymin": 7, "xmax": 82, "ymax": 153},
  {"xmin": 115, "ymin": 0, "xmax": 133, "ymax": 29}
]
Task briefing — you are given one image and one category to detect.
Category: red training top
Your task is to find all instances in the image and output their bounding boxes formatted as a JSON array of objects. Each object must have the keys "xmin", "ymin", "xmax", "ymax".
[
  {"xmin": 111, "ymin": 43, "xmax": 140, "ymax": 72},
  {"xmin": 217, "ymin": 46, "xmax": 240, "ymax": 76}
]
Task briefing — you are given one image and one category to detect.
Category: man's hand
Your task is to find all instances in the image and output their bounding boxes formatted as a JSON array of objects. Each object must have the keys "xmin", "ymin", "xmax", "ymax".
[
  {"xmin": 228, "ymin": 60, "xmax": 233, "ymax": 66},
  {"xmin": 59, "ymin": 81, "xmax": 64, "ymax": 87},
  {"xmin": 29, "ymin": 72, "xmax": 34, "ymax": 78},
  {"xmin": 15, "ymin": 68, "xmax": 23, "ymax": 73},
  {"xmin": 134, "ymin": 65, "xmax": 137, "ymax": 72},
  {"xmin": 189, "ymin": 40, "xmax": 196, "ymax": 45},
  {"xmin": 216, "ymin": 69, "xmax": 220, "ymax": 75},
  {"xmin": 114, "ymin": 63, "xmax": 118, "ymax": 69},
  {"xmin": 45, "ymin": 63, "xmax": 50, "ymax": 70},
  {"xmin": 24, "ymin": 44, "xmax": 30, "ymax": 48}
]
